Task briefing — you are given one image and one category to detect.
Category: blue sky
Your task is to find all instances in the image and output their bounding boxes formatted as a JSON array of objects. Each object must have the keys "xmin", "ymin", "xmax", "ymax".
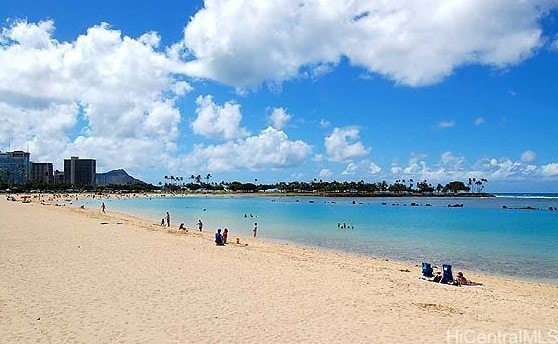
[{"xmin": 1, "ymin": 0, "xmax": 558, "ymax": 192}]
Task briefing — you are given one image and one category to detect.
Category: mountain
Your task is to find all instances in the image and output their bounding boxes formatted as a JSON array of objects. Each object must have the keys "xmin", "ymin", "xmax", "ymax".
[{"xmin": 96, "ymin": 169, "xmax": 147, "ymax": 186}]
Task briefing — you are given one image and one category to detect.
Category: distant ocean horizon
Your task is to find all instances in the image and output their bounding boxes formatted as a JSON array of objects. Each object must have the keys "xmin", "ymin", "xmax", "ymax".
[{"xmin": 80, "ymin": 193, "xmax": 558, "ymax": 284}]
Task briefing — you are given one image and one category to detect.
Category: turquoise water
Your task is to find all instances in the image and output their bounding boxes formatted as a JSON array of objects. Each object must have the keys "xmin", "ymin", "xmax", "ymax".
[{"xmin": 87, "ymin": 194, "xmax": 558, "ymax": 283}]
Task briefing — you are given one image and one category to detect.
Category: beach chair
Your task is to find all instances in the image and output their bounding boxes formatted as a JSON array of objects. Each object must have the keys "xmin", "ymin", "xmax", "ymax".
[
  {"xmin": 421, "ymin": 262, "xmax": 433, "ymax": 278},
  {"xmin": 440, "ymin": 264, "xmax": 453, "ymax": 284}
]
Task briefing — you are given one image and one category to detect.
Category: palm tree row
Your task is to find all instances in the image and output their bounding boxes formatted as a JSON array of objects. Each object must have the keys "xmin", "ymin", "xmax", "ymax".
[{"xmin": 158, "ymin": 175, "xmax": 488, "ymax": 196}]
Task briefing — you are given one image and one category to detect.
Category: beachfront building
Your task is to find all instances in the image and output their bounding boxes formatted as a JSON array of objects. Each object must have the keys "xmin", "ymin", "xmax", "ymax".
[
  {"xmin": 30, "ymin": 162, "xmax": 54, "ymax": 184},
  {"xmin": 64, "ymin": 156, "xmax": 96, "ymax": 187},
  {"xmin": 53, "ymin": 170, "xmax": 65, "ymax": 185},
  {"xmin": 0, "ymin": 150, "xmax": 31, "ymax": 186}
]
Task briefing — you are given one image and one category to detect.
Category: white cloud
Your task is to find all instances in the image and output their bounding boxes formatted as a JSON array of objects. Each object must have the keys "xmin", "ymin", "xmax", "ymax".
[
  {"xmin": 192, "ymin": 95, "xmax": 249, "ymax": 140},
  {"xmin": 181, "ymin": 0, "xmax": 553, "ymax": 88},
  {"xmin": 268, "ymin": 107, "xmax": 291, "ymax": 130},
  {"xmin": 342, "ymin": 160, "xmax": 381, "ymax": 175},
  {"xmin": 520, "ymin": 150, "xmax": 537, "ymax": 163},
  {"xmin": 441, "ymin": 152, "xmax": 466, "ymax": 170},
  {"xmin": 185, "ymin": 126, "xmax": 312, "ymax": 172},
  {"xmin": 342, "ymin": 162, "xmax": 358, "ymax": 175},
  {"xmin": 473, "ymin": 157, "xmax": 535, "ymax": 180},
  {"xmin": 438, "ymin": 120, "xmax": 455, "ymax": 129},
  {"xmin": 319, "ymin": 119, "xmax": 331, "ymax": 128},
  {"xmin": 474, "ymin": 117, "xmax": 485, "ymax": 125},
  {"xmin": 318, "ymin": 168, "xmax": 333, "ymax": 179},
  {"xmin": 0, "ymin": 20, "xmax": 190, "ymax": 170},
  {"xmin": 541, "ymin": 163, "xmax": 558, "ymax": 177},
  {"xmin": 324, "ymin": 126, "xmax": 370, "ymax": 162}
]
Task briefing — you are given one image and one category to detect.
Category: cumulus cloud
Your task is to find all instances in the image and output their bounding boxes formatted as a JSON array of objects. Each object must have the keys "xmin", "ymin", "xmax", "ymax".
[
  {"xmin": 0, "ymin": 20, "xmax": 191, "ymax": 170},
  {"xmin": 181, "ymin": 0, "xmax": 554, "ymax": 88},
  {"xmin": 185, "ymin": 126, "xmax": 312, "ymax": 171},
  {"xmin": 324, "ymin": 126, "xmax": 370, "ymax": 162},
  {"xmin": 268, "ymin": 107, "xmax": 291, "ymax": 130},
  {"xmin": 441, "ymin": 152, "xmax": 466, "ymax": 170},
  {"xmin": 474, "ymin": 117, "xmax": 485, "ymax": 125},
  {"xmin": 341, "ymin": 160, "xmax": 381, "ymax": 175},
  {"xmin": 520, "ymin": 150, "xmax": 537, "ymax": 163},
  {"xmin": 192, "ymin": 95, "xmax": 249, "ymax": 140},
  {"xmin": 541, "ymin": 163, "xmax": 558, "ymax": 177}
]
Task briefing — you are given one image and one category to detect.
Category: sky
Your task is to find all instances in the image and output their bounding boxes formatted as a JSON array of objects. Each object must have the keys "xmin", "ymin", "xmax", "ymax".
[{"xmin": 1, "ymin": 0, "xmax": 558, "ymax": 192}]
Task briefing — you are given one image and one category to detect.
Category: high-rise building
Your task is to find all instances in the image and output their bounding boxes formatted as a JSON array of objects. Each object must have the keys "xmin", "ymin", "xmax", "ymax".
[
  {"xmin": 30, "ymin": 162, "xmax": 54, "ymax": 184},
  {"xmin": 53, "ymin": 170, "xmax": 65, "ymax": 185},
  {"xmin": 64, "ymin": 156, "xmax": 96, "ymax": 187},
  {"xmin": 0, "ymin": 150, "xmax": 31, "ymax": 185}
]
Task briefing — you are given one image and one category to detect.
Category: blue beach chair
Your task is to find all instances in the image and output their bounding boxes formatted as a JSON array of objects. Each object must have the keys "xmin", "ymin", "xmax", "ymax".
[
  {"xmin": 421, "ymin": 262, "xmax": 434, "ymax": 278},
  {"xmin": 440, "ymin": 264, "xmax": 453, "ymax": 284}
]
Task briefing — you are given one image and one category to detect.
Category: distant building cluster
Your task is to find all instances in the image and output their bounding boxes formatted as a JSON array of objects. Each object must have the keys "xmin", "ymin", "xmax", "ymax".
[{"xmin": 0, "ymin": 151, "xmax": 96, "ymax": 187}]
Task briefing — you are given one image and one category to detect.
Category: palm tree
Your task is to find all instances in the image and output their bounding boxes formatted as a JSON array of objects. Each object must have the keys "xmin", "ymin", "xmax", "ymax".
[{"xmin": 206, "ymin": 173, "xmax": 212, "ymax": 185}]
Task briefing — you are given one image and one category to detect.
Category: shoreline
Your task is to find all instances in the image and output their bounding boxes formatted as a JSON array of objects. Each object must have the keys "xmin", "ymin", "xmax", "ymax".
[
  {"xmin": 6, "ymin": 192, "xmax": 558, "ymax": 285},
  {"xmin": 1, "ymin": 196, "xmax": 558, "ymax": 342}
]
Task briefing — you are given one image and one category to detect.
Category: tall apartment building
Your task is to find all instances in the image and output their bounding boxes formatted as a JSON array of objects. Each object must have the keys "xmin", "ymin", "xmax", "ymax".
[
  {"xmin": 30, "ymin": 162, "xmax": 54, "ymax": 184},
  {"xmin": 0, "ymin": 150, "xmax": 31, "ymax": 185},
  {"xmin": 64, "ymin": 156, "xmax": 96, "ymax": 187},
  {"xmin": 53, "ymin": 170, "xmax": 65, "ymax": 185}
]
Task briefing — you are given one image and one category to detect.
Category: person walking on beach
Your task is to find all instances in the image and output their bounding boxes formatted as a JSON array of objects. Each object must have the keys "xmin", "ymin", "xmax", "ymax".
[
  {"xmin": 166, "ymin": 211, "xmax": 171, "ymax": 227},
  {"xmin": 253, "ymin": 222, "xmax": 258, "ymax": 237},
  {"xmin": 198, "ymin": 219, "xmax": 203, "ymax": 232},
  {"xmin": 101, "ymin": 202, "xmax": 106, "ymax": 213}
]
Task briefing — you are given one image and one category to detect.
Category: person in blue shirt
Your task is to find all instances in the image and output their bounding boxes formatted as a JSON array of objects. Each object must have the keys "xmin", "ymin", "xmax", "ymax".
[{"xmin": 215, "ymin": 228, "xmax": 224, "ymax": 246}]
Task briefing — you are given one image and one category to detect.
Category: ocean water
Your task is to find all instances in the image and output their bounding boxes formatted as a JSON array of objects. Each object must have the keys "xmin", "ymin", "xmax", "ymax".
[{"xmin": 86, "ymin": 194, "xmax": 558, "ymax": 283}]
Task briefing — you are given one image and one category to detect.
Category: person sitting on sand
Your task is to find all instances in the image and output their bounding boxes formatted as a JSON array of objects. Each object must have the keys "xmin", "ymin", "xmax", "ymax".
[
  {"xmin": 179, "ymin": 223, "xmax": 187, "ymax": 232},
  {"xmin": 215, "ymin": 228, "xmax": 224, "ymax": 246},
  {"xmin": 455, "ymin": 271, "xmax": 482, "ymax": 286}
]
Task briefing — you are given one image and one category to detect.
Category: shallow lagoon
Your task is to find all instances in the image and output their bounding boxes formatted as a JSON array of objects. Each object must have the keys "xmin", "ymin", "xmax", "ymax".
[{"xmin": 90, "ymin": 194, "xmax": 558, "ymax": 283}]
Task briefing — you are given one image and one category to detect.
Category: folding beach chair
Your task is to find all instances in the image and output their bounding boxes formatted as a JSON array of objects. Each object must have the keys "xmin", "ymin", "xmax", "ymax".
[
  {"xmin": 421, "ymin": 262, "xmax": 434, "ymax": 278},
  {"xmin": 440, "ymin": 264, "xmax": 453, "ymax": 284}
]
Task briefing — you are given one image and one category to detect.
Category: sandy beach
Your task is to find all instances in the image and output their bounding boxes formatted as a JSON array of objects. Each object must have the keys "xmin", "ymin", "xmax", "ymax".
[{"xmin": 1, "ymin": 196, "xmax": 557, "ymax": 343}]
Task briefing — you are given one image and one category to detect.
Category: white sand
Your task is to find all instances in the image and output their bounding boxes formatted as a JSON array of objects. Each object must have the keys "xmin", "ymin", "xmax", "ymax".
[{"xmin": 1, "ymin": 196, "xmax": 557, "ymax": 343}]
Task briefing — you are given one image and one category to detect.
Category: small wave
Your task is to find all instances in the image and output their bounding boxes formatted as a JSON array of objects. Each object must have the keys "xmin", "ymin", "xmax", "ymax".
[{"xmin": 494, "ymin": 193, "xmax": 558, "ymax": 200}]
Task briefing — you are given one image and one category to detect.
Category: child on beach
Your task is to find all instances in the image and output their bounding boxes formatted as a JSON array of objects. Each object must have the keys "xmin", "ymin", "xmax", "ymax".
[
  {"xmin": 253, "ymin": 223, "xmax": 257, "ymax": 237},
  {"xmin": 223, "ymin": 228, "xmax": 228, "ymax": 244}
]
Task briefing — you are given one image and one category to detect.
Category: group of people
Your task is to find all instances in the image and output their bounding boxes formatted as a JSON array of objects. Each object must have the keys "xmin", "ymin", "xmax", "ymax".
[
  {"xmin": 422, "ymin": 263, "xmax": 482, "ymax": 286},
  {"xmin": 215, "ymin": 228, "xmax": 229, "ymax": 245},
  {"xmin": 160, "ymin": 211, "xmax": 171, "ymax": 226},
  {"xmin": 156, "ymin": 211, "xmax": 258, "ymax": 245}
]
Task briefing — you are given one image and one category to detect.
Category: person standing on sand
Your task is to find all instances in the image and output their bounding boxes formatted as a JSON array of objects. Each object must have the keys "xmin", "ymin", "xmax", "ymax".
[
  {"xmin": 198, "ymin": 219, "xmax": 203, "ymax": 232},
  {"xmin": 101, "ymin": 202, "xmax": 106, "ymax": 213},
  {"xmin": 253, "ymin": 222, "xmax": 258, "ymax": 237},
  {"xmin": 223, "ymin": 228, "xmax": 228, "ymax": 244},
  {"xmin": 166, "ymin": 212, "xmax": 170, "ymax": 227}
]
